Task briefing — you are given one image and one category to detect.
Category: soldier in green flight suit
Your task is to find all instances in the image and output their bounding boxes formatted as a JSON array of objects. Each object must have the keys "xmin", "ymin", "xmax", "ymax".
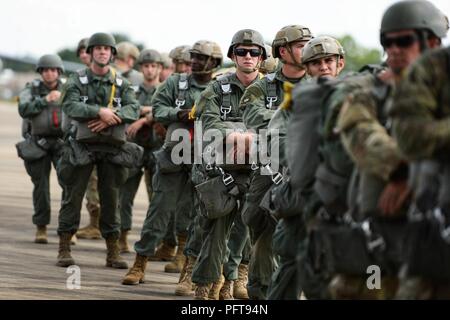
[
  {"xmin": 240, "ymin": 24, "xmax": 313, "ymax": 300},
  {"xmin": 118, "ymin": 49, "xmax": 164, "ymax": 253},
  {"xmin": 191, "ymin": 29, "xmax": 266, "ymax": 300},
  {"xmin": 75, "ymin": 37, "xmax": 103, "ymax": 241},
  {"xmin": 56, "ymin": 32, "xmax": 140, "ymax": 269},
  {"xmin": 121, "ymin": 40, "xmax": 223, "ymax": 286},
  {"xmin": 17, "ymin": 54, "xmax": 66, "ymax": 244},
  {"xmin": 267, "ymin": 36, "xmax": 346, "ymax": 299}
]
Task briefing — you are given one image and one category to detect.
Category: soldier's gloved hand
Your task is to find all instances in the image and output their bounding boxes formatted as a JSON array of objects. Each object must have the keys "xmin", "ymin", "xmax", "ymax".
[
  {"xmin": 153, "ymin": 122, "xmax": 167, "ymax": 139},
  {"xmin": 177, "ymin": 109, "xmax": 192, "ymax": 122},
  {"xmin": 98, "ymin": 107, "xmax": 122, "ymax": 126},
  {"xmin": 126, "ymin": 118, "xmax": 147, "ymax": 139},
  {"xmin": 378, "ymin": 180, "xmax": 411, "ymax": 217}
]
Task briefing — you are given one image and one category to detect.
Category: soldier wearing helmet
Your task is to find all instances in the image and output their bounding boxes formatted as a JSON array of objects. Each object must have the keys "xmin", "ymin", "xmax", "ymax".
[
  {"xmin": 75, "ymin": 37, "xmax": 102, "ymax": 242},
  {"xmin": 76, "ymin": 38, "xmax": 91, "ymax": 67},
  {"xmin": 17, "ymin": 54, "xmax": 66, "ymax": 244},
  {"xmin": 185, "ymin": 29, "xmax": 266, "ymax": 300},
  {"xmin": 389, "ymin": 1, "xmax": 450, "ymax": 299},
  {"xmin": 238, "ymin": 25, "xmax": 313, "ymax": 300},
  {"xmin": 334, "ymin": 0, "xmax": 448, "ymax": 299},
  {"xmin": 121, "ymin": 40, "xmax": 222, "ymax": 297},
  {"xmin": 118, "ymin": 48, "xmax": 164, "ymax": 253},
  {"xmin": 56, "ymin": 32, "xmax": 140, "ymax": 270},
  {"xmin": 113, "ymin": 41, "xmax": 143, "ymax": 86},
  {"xmin": 301, "ymin": 36, "xmax": 345, "ymax": 77},
  {"xmin": 169, "ymin": 45, "xmax": 192, "ymax": 74}
]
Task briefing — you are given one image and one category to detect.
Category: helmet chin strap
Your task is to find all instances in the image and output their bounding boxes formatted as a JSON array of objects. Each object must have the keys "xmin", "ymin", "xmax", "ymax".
[
  {"xmin": 191, "ymin": 56, "xmax": 214, "ymax": 75},
  {"xmin": 91, "ymin": 55, "xmax": 113, "ymax": 68},
  {"xmin": 236, "ymin": 59, "xmax": 261, "ymax": 74},
  {"xmin": 285, "ymin": 45, "xmax": 305, "ymax": 69}
]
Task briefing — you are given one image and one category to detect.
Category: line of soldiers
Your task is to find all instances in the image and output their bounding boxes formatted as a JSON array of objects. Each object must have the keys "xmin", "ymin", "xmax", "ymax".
[{"xmin": 15, "ymin": 0, "xmax": 450, "ymax": 300}]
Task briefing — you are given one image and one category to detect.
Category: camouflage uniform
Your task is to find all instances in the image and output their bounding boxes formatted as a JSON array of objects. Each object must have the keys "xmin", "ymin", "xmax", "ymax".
[{"xmin": 390, "ymin": 47, "xmax": 450, "ymax": 299}]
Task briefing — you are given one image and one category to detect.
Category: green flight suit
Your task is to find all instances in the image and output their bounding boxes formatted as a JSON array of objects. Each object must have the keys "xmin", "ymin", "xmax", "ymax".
[
  {"xmin": 191, "ymin": 72, "xmax": 257, "ymax": 285},
  {"xmin": 133, "ymin": 73, "xmax": 206, "ymax": 257},
  {"xmin": 240, "ymin": 69, "xmax": 306, "ymax": 299},
  {"xmin": 18, "ymin": 78, "xmax": 65, "ymax": 227},
  {"xmin": 57, "ymin": 67, "xmax": 139, "ymax": 238},
  {"xmin": 119, "ymin": 84, "xmax": 161, "ymax": 231}
]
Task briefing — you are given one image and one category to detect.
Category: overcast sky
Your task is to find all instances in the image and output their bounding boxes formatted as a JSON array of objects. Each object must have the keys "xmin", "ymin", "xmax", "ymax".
[{"xmin": 1, "ymin": 0, "xmax": 450, "ymax": 61}]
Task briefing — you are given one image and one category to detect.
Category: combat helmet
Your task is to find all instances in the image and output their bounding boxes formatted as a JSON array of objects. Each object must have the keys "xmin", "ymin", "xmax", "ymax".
[
  {"xmin": 272, "ymin": 25, "xmax": 313, "ymax": 59},
  {"xmin": 227, "ymin": 29, "xmax": 267, "ymax": 59},
  {"xmin": 36, "ymin": 54, "xmax": 64, "ymax": 74},
  {"xmin": 169, "ymin": 45, "xmax": 191, "ymax": 63},
  {"xmin": 86, "ymin": 32, "xmax": 117, "ymax": 55},
  {"xmin": 76, "ymin": 38, "xmax": 89, "ymax": 57},
  {"xmin": 116, "ymin": 41, "xmax": 140, "ymax": 61},
  {"xmin": 301, "ymin": 36, "xmax": 345, "ymax": 65},
  {"xmin": 137, "ymin": 49, "xmax": 162, "ymax": 65},
  {"xmin": 380, "ymin": 0, "xmax": 449, "ymax": 39},
  {"xmin": 190, "ymin": 40, "xmax": 223, "ymax": 65}
]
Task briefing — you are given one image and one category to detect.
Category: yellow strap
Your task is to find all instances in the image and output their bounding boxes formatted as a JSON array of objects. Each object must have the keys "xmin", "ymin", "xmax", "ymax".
[
  {"xmin": 280, "ymin": 81, "xmax": 294, "ymax": 110},
  {"xmin": 188, "ymin": 104, "xmax": 196, "ymax": 120},
  {"xmin": 107, "ymin": 68, "xmax": 116, "ymax": 109}
]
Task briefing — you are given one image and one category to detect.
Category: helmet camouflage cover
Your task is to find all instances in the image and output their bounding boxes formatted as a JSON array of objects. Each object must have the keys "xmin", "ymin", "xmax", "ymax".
[{"xmin": 301, "ymin": 36, "xmax": 345, "ymax": 64}]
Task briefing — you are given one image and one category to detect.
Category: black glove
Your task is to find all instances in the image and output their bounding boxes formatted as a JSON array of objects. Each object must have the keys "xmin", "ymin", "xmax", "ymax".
[{"xmin": 177, "ymin": 109, "xmax": 191, "ymax": 122}]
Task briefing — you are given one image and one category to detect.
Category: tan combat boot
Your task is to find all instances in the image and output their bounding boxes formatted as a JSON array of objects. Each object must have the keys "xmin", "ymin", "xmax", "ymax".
[
  {"xmin": 209, "ymin": 275, "xmax": 225, "ymax": 300},
  {"xmin": 148, "ymin": 241, "xmax": 177, "ymax": 261},
  {"xmin": 71, "ymin": 234, "xmax": 77, "ymax": 245},
  {"xmin": 105, "ymin": 235, "xmax": 129, "ymax": 269},
  {"xmin": 76, "ymin": 207, "xmax": 101, "ymax": 240},
  {"xmin": 219, "ymin": 280, "xmax": 235, "ymax": 300},
  {"xmin": 122, "ymin": 254, "xmax": 148, "ymax": 285},
  {"xmin": 234, "ymin": 263, "xmax": 249, "ymax": 299},
  {"xmin": 194, "ymin": 283, "xmax": 212, "ymax": 300},
  {"xmin": 57, "ymin": 233, "xmax": 75, "ymax": 267},
  {"xmin": 35, "ymin": 226, "xmax": 48, "ymax": 244},
  {"xmin": 175, "ymin": 255, "xmax": 196, "ymax": 296},
  {"xmin": 164, "ymin": 234, "xmax": 187, "ymax": 273},
  {"xmin": 119, "ymin": 230, "xmax": 131, "ymax": 253}
]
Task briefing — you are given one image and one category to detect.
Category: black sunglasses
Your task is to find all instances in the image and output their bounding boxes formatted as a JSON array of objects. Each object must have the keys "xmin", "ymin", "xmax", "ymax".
[
  {"xmin": 381, "ymin": 34, "xmax": 419, "ymax": 49},
  {"xmin": 234, "ymin": 48, "xmax": 262, "ymax": 57}
]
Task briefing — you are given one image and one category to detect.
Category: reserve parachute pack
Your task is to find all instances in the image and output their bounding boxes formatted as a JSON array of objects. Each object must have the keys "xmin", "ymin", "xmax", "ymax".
[
  {"xmin": 30, "ymin": 79, "xmax": 63, "ymax": 137},
  {"xmin": 71, "ymin": 68, "xmax": 127, "ymax": 146},
  {"xmin": 203, "ymin": 74, "xmax": 252, "ymax": 172}
]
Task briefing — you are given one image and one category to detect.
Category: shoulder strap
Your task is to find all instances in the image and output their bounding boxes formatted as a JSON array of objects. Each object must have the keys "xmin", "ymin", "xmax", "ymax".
[
  {"xmin": 31, "ymin": 79, "xmax": 41, "ymax": 97},
  {"xmin": 175, "ymin": 73, "xmax": 189, "ymax": 108},
  {"xmin": 77, "ymin": 69, "xmax": 89, "ymax": 103},
  {"xmin": 217, "ymin": 74, "xmax": 232, "ymax": 120},
  {"xmin": 265, "ymin": 72, "xmax": 278, "ymax": 109}
]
